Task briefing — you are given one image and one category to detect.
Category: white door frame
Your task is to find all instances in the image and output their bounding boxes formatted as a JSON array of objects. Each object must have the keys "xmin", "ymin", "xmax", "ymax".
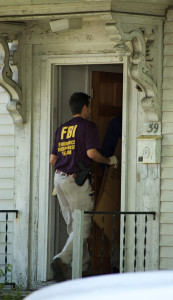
[{"xmin": 37, "ymin": 54, "xmax": 129, "ymax": 281}]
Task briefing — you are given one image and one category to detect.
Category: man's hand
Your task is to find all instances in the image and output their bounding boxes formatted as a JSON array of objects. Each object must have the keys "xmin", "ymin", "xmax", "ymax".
[{"xmin": 108, "ymin": 155, "xmax": 119, "ymax": 169}]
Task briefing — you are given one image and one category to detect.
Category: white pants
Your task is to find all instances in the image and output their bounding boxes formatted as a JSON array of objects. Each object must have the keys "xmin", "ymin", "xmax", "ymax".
[{"xmin": 54, "ymin": 172, "xmax": 94, "ymax": 269}]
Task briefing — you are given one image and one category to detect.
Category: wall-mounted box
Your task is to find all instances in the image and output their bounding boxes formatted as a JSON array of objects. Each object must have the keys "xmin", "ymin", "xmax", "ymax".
[{"xmin": 137, "ymin": 135, "xmax": 162, "ymax": 164}]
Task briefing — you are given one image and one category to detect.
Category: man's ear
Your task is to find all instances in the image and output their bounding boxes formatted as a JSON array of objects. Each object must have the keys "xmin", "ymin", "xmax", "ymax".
[
  {"xmin": 82, "ymin": 104, "xmax": 87, "ymax": 113},
  {"xmin": 81, "ymin": 104, "xmax": 88, "ymax": 119}
]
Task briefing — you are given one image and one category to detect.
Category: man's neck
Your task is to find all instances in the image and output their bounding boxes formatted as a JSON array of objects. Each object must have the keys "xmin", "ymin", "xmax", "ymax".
[{"xmin": 73, "ymin": 114, "xmax": 85, "ymax": 119}]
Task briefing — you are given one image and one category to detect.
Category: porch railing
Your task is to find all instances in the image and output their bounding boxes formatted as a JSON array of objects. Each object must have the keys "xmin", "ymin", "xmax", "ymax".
[
  {"xmin": 0, "ymin": 210, "xmax": 18, "ymax": 288},
  {"xmin": 72, "ymin": 210, "xmax": 156, "ymax": 279}
]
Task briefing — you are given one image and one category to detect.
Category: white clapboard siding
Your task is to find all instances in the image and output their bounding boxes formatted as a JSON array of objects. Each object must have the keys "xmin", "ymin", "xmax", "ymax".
[
  {"xmin": 164, "ymin": 22, "xmax": 173, "ymax": 33},
  {"xmin": 160, "ymin": 223, "xmax": 173, "ymax": 234},
  {"xmin": 0, "ymin": 179, "xmax": 14, "ymax": 189},
  {"xmin": 163, "ymin": 66, "xmax": 173, "ymax": 77},
  {"xmin": 161, "ymin": 168, "xmax": 173, "ymax": 179},
  {"xmin": 160, "ymin": 235, "xmax": 173, "ymax": 247},
  {"xmin": 160, "ymin": 247, "xmax": 173, "ymax": 258},
  {"xmin": 162, "ymin": 101, "xmax": 173, "ymax": 111},
  {"xmin": 160, "ymin": 213, "xmax": 173, "ymax": 224},
  {"xmin": 160, "ymin": 10, "xmax": 173, "ymax": 270},
  {"xmin": 0, "ymin": 91, "xmax": 14, "ymax": 288},
  {"xmin": 0, "ymin": 200, "xmax": 13, "ymax": 210},
  {"xmin": 0, "ymin": 115, "xmax": 13, "ymax": 125},
  {"xmin": 0, "ymin": 91, "xmax": 9, "ymax": 103},
  {"xmin": 0, "ymin": 168, "xmax": 14, "ymax": 178},
  {"xmin": 164, "ymin": 34, "xmax": 173, "ymax": 45},
  {"xmin": 162, "ymin": 123, "xmax": 173, "ymax": 134},
  {"xmin": 160, "ymin": 202, "xmax": 173, "ymax": 212},
  {"xmin": 0, "ymin": 125, "xmax": 14, "ymax": 135},
  {"xmin": 0, "ymin": 233, "xmax": 12, "ymax": 244},
  {"xmin": 162, "ymin": 89, "xmax": 173, "ymax": 100},
  {"xmin": 162, "ymin": 145, "xmax": 173, "ymax": 156},
  {"xmin": 161, "ymin": 179, "xmax": 173, "ymax": 191},
  {"xmin": 162, "ymin": 134, "xmax": 173, "ymax": 145},
  {"xmin": 0, "ymin": 147, "xmax": 14, "ymax": 157},
  {"xmin": 162, "ymin": 112, "xmax": 173, "ymax": 122},
  {"xmin": 164, "ymin": 56, "xmax": 173, "ymax": 67},
  {"xmin": 164, "ymin": 45, "xmax": 173, "ymax": 56},
  {"xmin": 0, "ymin": 221, "xmax": 13, "ymax": 233},
  {"xmin": 0, "ymin": 157, "xmax": 14, "ymax": 167},
  {"xmin": 0, "ymin": 135, "xmax": 14, "ymax": 146},
  {"xmin": 161, "ymin": 190, "xmax": 173, "ymax": 201},
  {"xmin": 0, "ymin": 92, "xmax": 14, "ymax": 213},
  {"xmin": 0, "ymin": 189, "xmax": 13, "ymax": 200},
  {"xmin": 161, "ymin": 157, "xmax": 173, "ymax": 167},
  {"xmin": 160, "ymin": 258, "xmax": 173, "ymax": 270},
  {"xmin": 0, "ymin": 104, "xmax": 8, "ymax": 114}
]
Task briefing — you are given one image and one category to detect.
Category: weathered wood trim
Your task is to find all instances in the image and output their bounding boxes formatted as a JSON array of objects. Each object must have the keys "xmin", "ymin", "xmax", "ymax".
[
  {"xmin": 28, "ymin": 50, "xmax": 41, "ymax": 288},
  {"xmin": 119, "ymin": 56, "xmax": 129, "ymax": 272},
  {"xmin": 35, "ymin": 53, "xmax": 129, "ymax": 280},
  {"xmin": 37, "ymin": 59, "xmax": 50, "ymax": 282},
  {"xmin": 111, "ymin": 1, "xmax": 168, "ymax": 16},
  {"xmin": 0, "ymin": 2, "xmax": 111, "ymax": 20},
  {"xmin": 11, "ymin": 41, "xmax": 32, "ymax": 287},
  {"xmin": 0, "ymin": 0, "xmax": 169, "ymax": 21},
  {"xmin": 0, "ymin": 35, "xmax": 23, "ymax": 124},
  {"xmin": 113, "ymin": 14, "xmax": 163, "ymax": 121}
]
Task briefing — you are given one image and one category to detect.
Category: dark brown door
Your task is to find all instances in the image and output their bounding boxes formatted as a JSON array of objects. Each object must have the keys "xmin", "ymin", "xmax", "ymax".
[
  {"xmin": 90, "ymin": 71, "xmax": 123, "ymax": 274},
  {"xmin": 91, "ymin": 71, "xmax": 123, "ymax": 202}
]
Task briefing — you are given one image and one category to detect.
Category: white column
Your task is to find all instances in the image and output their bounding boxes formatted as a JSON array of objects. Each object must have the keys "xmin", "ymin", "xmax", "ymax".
[{"xmin": 72, "ymin": 209, "xmax": 84, "ymax": 279}]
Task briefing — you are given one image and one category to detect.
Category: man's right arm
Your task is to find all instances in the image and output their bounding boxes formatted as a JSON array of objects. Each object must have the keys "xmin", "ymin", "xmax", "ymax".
[
  {"xmin": 87, "ymin": 148, "xmax": 118, "ymax": 168},
  {"xmin": 50, "ymin": 154, "xmax": 57, "ymax": 166},
  {"xmin": 87, "ymin": 148, "xmax": 109, "ymax": 164}
]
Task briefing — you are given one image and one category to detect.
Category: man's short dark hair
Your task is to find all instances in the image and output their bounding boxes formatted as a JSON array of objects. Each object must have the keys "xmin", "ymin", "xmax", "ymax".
[{"xmin": 69, "ymin": 92, "xmax": 90, "ymax": 115}]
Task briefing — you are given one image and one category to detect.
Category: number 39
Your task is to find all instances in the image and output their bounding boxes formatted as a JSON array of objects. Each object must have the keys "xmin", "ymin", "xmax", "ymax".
[{"xmin": 147, "ymin": 123, "xmax": 159, "ymax": 133}]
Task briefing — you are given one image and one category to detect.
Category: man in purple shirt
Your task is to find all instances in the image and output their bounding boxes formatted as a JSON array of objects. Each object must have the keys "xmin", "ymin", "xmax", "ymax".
[{"xmin": 50, "ymin": 92, "xmax": 118, "ymax": 281}]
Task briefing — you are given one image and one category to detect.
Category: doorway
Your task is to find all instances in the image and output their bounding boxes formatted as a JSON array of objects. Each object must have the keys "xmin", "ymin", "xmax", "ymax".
[
  {"xmin": 49, "ymin": 63, "xmax": 123, "ymax": 278},
  {"xmin": 91, "ymin": 71, "xmax": 123, "ymax": 201},
  {"xmin": 90, "ymin": 70, "xmax": 123, "ymax": 274}
]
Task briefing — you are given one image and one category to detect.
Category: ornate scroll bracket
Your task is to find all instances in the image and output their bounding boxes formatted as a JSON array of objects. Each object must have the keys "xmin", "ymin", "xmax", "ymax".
[
  {"xmin": 104, "ymin": 14, "xmax": 161, "ymax": 121},
  {"xmin": 116, "ymin": 24, "xmax": 160, "ymax": 121},
  {"xmin": 0, "ymin": 35, "xmax": 23, "ymax": 124}
]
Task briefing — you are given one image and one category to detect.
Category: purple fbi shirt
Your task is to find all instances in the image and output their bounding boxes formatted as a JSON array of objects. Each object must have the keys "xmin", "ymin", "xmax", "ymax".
[{"xmin": 51, "ymin": 117, "xmax": 100, "ymax": 173}]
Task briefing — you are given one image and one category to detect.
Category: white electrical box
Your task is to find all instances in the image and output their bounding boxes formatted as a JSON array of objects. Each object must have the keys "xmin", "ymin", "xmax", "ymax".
[{"xmin": 137, "ymin": 135, "xmax": 162, "ymax": 164}]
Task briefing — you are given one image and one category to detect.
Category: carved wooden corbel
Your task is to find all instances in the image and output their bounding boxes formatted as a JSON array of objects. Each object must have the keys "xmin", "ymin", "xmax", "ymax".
[
  {"xmin": 0, "ymin": 35, "xmax": 23, "ymax": 124},
  {"xmin": 115, "ymin": 24, "xmax": 161, "ymax": 121},
  {"xmin": 104, "ymin": 13, "xmax": 161, "ymax": 121}
]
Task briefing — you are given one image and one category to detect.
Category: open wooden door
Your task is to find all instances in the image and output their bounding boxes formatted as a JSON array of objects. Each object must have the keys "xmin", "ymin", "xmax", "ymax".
[{"xmin": 90, "ymin": 71, "xmax": 123, "ymax": 274}]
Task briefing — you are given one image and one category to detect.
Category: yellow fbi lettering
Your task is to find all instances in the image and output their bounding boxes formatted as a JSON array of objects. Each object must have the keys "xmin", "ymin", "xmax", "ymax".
[
  {"xmin": 58, "ymin": 145, "xmax": 75, "ymax": 152},
  {"xmin": 61, "ymin": 125, "xmax": 78, "ymax": 140}
]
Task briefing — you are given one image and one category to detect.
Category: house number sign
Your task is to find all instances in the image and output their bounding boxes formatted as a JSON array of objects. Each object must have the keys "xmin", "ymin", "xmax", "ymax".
[{"xmin": 144, "ymin": 122, "xmax": 161, "ymax": 135}]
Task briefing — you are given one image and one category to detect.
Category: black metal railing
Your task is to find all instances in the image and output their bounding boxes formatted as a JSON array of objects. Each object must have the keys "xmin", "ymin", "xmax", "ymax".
[
  {"xmin": 85, "ymin": 211, "xmax": 156, "ymax": 275},
  {"xmin": 0, "ymin": 210, "xmax": 18, "ymax": 288}
]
